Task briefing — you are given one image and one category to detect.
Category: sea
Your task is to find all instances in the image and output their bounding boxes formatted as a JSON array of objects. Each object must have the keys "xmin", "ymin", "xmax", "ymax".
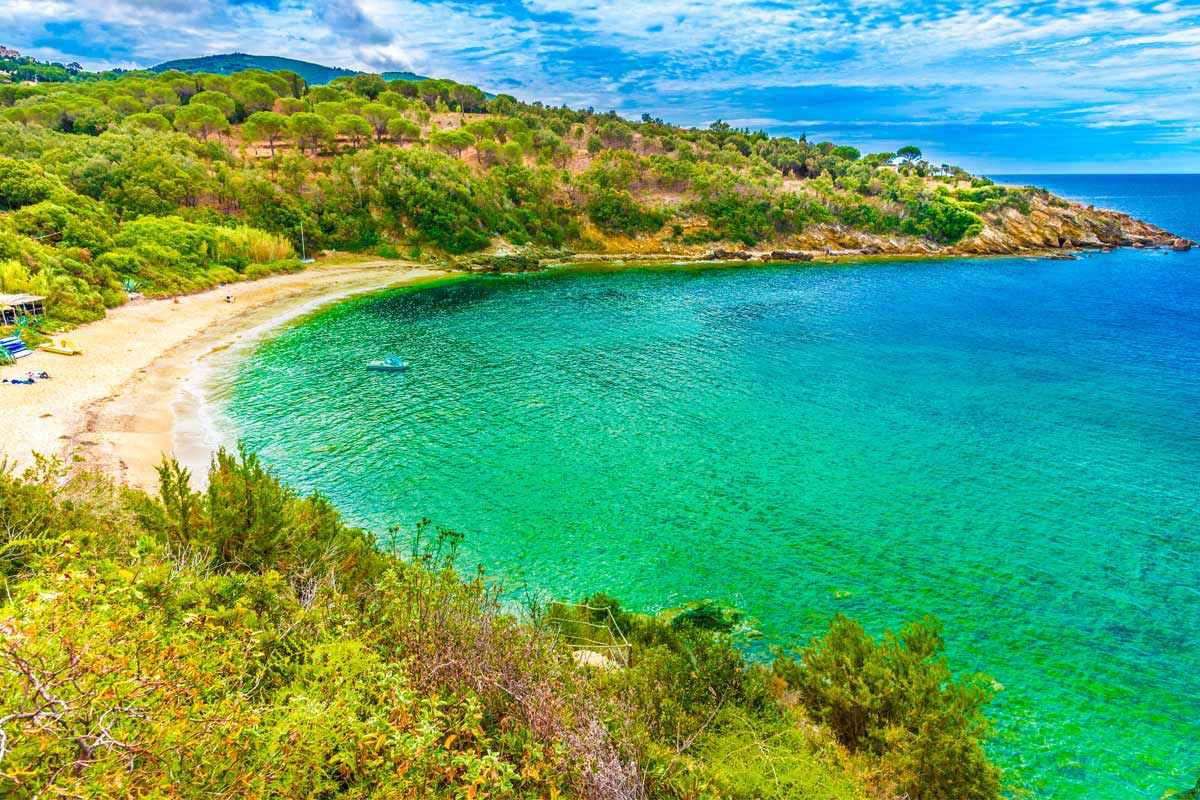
[{"xmin": 204, "ymin": 175, "xmax": 1200, "ymax": 798}]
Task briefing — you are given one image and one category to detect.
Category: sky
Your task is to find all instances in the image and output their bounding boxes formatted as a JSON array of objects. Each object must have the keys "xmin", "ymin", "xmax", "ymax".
[{"xmin": 3, "ymin": 0, "xmax": 1199, "ymax": 173}]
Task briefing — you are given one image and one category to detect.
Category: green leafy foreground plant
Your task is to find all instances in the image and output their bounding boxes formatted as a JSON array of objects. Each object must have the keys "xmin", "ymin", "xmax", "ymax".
[
  {"xmin": 773, "ymin": 615, "xmax": 1002, "ymax": 799},
  {"xmin": 1, "ymin": 449, "xmax": 1009, "ymax": 799}
]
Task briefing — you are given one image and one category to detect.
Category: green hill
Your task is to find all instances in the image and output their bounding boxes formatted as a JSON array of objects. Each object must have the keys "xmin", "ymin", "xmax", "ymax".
[{"xmin": 151, "ymin": 52, "xmax": 428, "ymax": 85}]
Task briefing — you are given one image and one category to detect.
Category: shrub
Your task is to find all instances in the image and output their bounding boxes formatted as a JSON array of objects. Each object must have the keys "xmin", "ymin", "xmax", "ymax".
[
  {"xmin": 217, "ymin": 226, "xmax": 295, "ymax": 263},
  {"xmin": 901, "ymin": 197, "xmax": 984, "ymax": 243},
  {"xmin": 774, "ymin": 614, "xmax": 1002, "ymax": 799},
  {"xmin": 586, "ymin": 189, "xmax": 666, "ymax": 236},
  {"xmin": 158, "ymin": 445, "xmax": 381, "ymax": 592},
  {"xmin": 0, "ymin": 156, "xmax": 61, "ymax": 210},
  {"xmin": 698, "ymin": 709, "xmax": 863, "ymax": 800}
]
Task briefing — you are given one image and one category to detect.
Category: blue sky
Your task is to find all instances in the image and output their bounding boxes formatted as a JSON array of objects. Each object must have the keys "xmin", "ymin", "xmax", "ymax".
[{"xmin": 4, "ymin": 0, "xmax": 1199, "ymax": 172}]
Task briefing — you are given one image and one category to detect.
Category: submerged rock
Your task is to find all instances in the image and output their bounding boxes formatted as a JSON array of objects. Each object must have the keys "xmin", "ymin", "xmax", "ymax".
[{"xmin": 667, "ymin": 600, "xmax": 742, "ymax": 632}]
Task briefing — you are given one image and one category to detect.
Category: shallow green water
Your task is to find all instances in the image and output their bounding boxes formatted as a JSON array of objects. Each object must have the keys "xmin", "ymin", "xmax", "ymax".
[{"xmin": 215, "ymin": 252, "xmax": 1199, "ymax": 798}]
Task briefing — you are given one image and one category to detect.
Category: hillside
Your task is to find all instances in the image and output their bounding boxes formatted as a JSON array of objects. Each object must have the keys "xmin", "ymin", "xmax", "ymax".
[
  {"xmin": 0, "ymin": 64, "xmax": 1188, "ymax": 330},
  {"xmin": 151, "ymin": 52, "xmax": 429, "ymax": 85}
]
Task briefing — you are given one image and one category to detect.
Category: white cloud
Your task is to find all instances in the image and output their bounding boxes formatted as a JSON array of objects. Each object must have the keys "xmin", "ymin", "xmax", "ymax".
[{"xmin": 3, "ymin": 0, "xmax": 1198, "ymax": 166}]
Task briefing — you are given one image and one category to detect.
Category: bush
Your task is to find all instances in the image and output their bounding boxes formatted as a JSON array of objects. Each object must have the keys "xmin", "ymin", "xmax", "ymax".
[
  {"xmin": 901, "ymin": 197, "xmax": 984, "ymax": 243},
  {"xmin": 370, "ymin": 148, "xmax": 492, "ymax": 253},
  {"xmin": 0, "ymin": 156, "xmax": 62, "ymax": 210},
  {"xmin": 698, "ymin": 710, "xmax": 863, "ymax": 800},
  {"xmin": 773, "ymin": 614, "xmax": 1002, "ymax": 799},
  {"xmin": 586, "ymin": 189, "xmax": 666, "ymax": 236},
  {"xmin": 217, "ymin": 226, "xmax": 295, "ymax": 263},
  {"xmin": 158, "ymin": 445, "xmax": 382, "ymax": 592}
]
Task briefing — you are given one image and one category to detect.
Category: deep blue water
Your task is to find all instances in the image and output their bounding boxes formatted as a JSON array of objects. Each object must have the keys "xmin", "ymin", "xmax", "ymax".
[{"xmin": 218, "ymin": 175, "xmax": 1199, "ymax": 798}]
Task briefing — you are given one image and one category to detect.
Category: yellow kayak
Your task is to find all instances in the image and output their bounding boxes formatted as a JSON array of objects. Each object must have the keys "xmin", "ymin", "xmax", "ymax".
[{"xmin": 42, "ymin": 338, "xmax": 83, "ymax": 355}]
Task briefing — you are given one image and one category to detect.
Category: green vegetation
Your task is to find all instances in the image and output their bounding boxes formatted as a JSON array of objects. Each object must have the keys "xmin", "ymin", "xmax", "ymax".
[
  {"xmin": 0, "ymin": 52, "xmax": 86, "ymax": 85},
  {"xmin": 0, "ymin": 148, "xmax": 297, "ymax": 325},
  {"xmin": 0, "ymin": 449, "xmax": 1005, "ymax": 798},
  {"xmin": 773, "ymin": 616, "xmax": 1001, "ymax": 799},
  {"xmin": 0, "ymin": 58, "xmax": 1051, "ymax": 339}
]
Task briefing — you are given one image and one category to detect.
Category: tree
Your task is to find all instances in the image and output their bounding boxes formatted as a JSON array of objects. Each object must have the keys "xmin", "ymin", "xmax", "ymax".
[
  {"xmin": 0, "ymin": 157, "xmax": 61, "ymax": 210},
  {"xmin": 313, "ymin": 101, "xmax": 346, "ymax": 121},
  {"xmin": 386, "ymin": 117, "xmax": 420, "ymax": 144},
  {"xmin": 334, "ymin": 114, "xmax": 372, "ymax": 149},
  {"xmin": 415, "ymin": 79, "xmax": 450, "ymax": 109},
  {"xmin": 450, "ymin": 83, "xmax": 487, "ymax": 113},
  {"xmin": 774, "ymin": 615, "xmax": 1001, "ymax": 800},
  {"xmin": 231, "ymin": 80, "xmax": 276, "ymax": 118},
  {"xmin": 243, "ymin": 111, "xmax": 291, "ymax": 157},
  {"xmin": 173, "ymin": 103, "xmax": 227, "ymax": 140},
  {"xmin": 498, "ymin": 140, "xmax": 525, "ymax": 166},
  {"xmin": 275, "ymin": 97, "xmax": 306, "ymax": 115},
  {"xmin": 377, "ymin": 90, "xmax": 409, "ymax": 110},
  {"xmin": 534, "ymin": 128, "xmax": 568, "ymax": 167},
  {"xmin": 350, "ymin": 73, "xmax": 387, "ymax": 99},
  {"xmin": 486, "ymin": 94, "xmax": 519, "ymax": 115},
  {"xmin": 462, "ymin": 119, "xmax": 496, "ymax": 142},
  {"xmin": 586, "ymin": 134, "xmax": 603, "ymax": 155},
  {"xmin": 307, "ymin": 85, "xmax": 343, "ymax": 104},
  {"xmin": 475, "ymin": 138, "xmax": 499, "ymax": 166},
  {"xmin": 389, "ymin": 79, "xmax": 419, "ymax": 98},
  {"xmin": 273, "ymin": 69, "xmax": 306, "ymax": 98},
  {"xmin": 429, "ymin": 129, "xmax": 473, "ymax": 157},
  {"xmin": 289, "ymin": 112, "xmax": 333, "ymax": 155},
  {"xmin": 107, "ymin": 95, "xmax": 144, "ymax": 117},
  {"xmin": 896, "ymin": 145, "xmax": 923, "ymax": 163},
  {"xmin": 708, "ymin": 119, "xmax": 733, "ymax": 147},
  {"xmin": 359, "ymin": 102, "xmax": 396, "ymax": 142},
  {"xmin": 123, "ymin": 112, "xmax": 173, "ymax": 132},
  {"xmin": 190, "ymin": 90, "xmax": 236, "ymax": 121}
]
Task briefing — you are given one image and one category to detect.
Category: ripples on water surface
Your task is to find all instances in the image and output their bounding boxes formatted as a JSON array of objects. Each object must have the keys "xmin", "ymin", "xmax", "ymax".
[{"xmin": 218, "ymin": 247, "xmax": 1199, "ymax": 797}]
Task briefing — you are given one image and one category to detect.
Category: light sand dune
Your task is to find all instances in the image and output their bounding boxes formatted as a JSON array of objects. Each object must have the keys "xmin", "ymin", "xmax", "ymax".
[{"xmin": 1, "ymin": 259, "xmax": 455, "ymax": 489}]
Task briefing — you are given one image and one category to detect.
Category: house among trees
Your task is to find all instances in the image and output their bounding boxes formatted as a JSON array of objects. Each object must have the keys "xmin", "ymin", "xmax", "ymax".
[{"xmin": 0, "ymin": 46, "xmax": 20, "ymax": 58}]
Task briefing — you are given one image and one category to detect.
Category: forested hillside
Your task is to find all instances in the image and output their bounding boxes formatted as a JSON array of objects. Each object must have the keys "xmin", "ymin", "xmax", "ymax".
[
  {"xmin": 151, "ymin": 53, "xmax": 431, "ymax": 87},
  {"xmin": 0, "ymin": 64, "xmax": 1176, "ymax": 331}
]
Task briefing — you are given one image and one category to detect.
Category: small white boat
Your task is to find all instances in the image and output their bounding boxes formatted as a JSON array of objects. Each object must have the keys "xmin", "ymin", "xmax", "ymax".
[{"xmin": 367, "ymin": 355, "xmax": 408, "ymax": 372}]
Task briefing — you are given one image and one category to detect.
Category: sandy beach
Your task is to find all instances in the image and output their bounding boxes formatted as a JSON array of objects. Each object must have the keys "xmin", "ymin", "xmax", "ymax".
[{"xmin": 0, "ymin": 259, "xmax": 456, "ymax": 489}]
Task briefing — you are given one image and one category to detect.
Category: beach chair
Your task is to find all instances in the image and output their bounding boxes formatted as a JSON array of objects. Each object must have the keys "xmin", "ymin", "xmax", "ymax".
[{"xmin": 0, "ymin": 336, "xmax": 33, "ymax": 360}]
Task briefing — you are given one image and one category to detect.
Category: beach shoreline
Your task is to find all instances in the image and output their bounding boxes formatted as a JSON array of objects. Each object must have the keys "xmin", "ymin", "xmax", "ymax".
[
  {"xmin": 4, "ymin": 240, "xmax": 1190, "ymax": 491},
  {"xmin": 0, "ymin": 259, "xmax": 458, "ymax": 489}
]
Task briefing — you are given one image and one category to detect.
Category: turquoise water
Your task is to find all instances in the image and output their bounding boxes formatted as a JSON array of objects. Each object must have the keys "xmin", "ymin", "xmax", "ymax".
[{"xmin": 218, "ymin": 189, "xmax": 1199, "ymax": 798}]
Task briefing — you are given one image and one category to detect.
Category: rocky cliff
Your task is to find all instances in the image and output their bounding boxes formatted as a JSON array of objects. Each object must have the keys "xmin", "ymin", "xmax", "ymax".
[{"xmin": 471, "ymin": 195, "xmax": 1192, "ymax": 270}]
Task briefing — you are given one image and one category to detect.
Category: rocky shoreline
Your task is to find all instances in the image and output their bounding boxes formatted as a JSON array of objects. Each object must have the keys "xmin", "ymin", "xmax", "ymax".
[
  {"xmin": 452, "ymin": 196, "xmax": 1192, "ymax": 273},
  {"xmin": 690, "ymin": 196, "xmax": 1192, "ymax": 262}
]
